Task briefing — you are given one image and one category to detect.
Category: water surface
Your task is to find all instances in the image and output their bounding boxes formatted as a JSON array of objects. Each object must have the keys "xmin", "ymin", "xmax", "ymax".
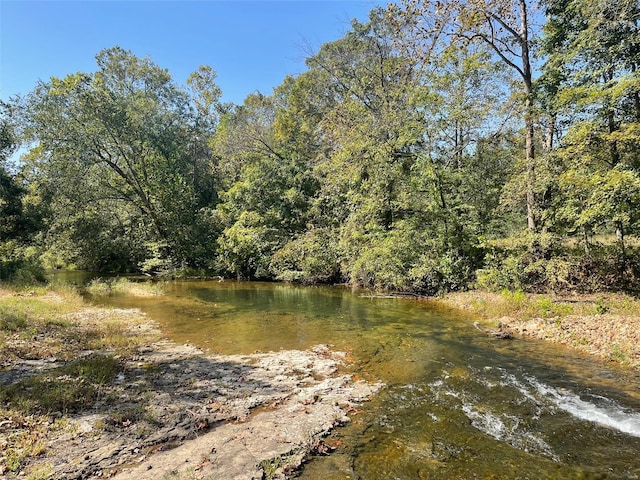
[{"xmin": 88, "ymin": 280, "xmax": 640, "ymax": 479}]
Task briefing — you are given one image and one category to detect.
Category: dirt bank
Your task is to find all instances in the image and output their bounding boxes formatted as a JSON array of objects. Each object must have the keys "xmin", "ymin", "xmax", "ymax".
[
  {"xmin": 0, "ymin": 292, "xmax": 382, "ymax": 479},
  {"xmin": 440, "ymin": 291, "xmax": 640, "ymax": 370},
  {"xmin": 503, "ymin": 314, "xmax": 640, "ymax": 368}
]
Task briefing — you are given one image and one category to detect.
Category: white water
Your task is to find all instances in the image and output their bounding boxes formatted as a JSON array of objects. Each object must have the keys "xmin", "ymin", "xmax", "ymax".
[
  {"xmin": 429, "ymin": 366, "xmax": 640, "ymax": 465},
  {"xmin": 461, "ymin": 403, "xmax": 559, "ymax": 460},
  {"xmin": 525, "ymin": 375, "xmax": 640, "ymax": 438},
  {"xmin": 497, "ymin": 370, "xmax": 640, "ymax": 438}
]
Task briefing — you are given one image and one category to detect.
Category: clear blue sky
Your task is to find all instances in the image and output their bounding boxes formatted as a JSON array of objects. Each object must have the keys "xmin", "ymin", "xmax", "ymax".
[{"xmin": 1, "ymin": 0, "xmax": 383, "ymax": 105}]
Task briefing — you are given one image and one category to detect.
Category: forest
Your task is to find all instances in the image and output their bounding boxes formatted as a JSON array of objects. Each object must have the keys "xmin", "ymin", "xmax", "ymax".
[{"xmin": 1, "ymin": 0, "xmax": 639, "ymax": 295}]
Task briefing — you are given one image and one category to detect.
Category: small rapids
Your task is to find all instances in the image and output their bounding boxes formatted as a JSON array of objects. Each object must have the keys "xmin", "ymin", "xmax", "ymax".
[
  {"xmin": 520, "ymin": 374, "xmax": 640, "ymax": 438},
  {"xmin": 460, "ymin": 404, "xmax": 559, "ymax": 460},
  {"xmin": 428, "ymin": 365, "xmax": 640, "ymax": 463},
  {"xmin": 428, "ymin": 369, "xmax": 559, "ymax": 461}
]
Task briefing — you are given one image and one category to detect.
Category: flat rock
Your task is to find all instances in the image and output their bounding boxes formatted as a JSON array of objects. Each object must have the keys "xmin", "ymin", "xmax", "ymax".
[{"xmin": 31, "ymin": 343, "xmax": 382, "ymax": 480}]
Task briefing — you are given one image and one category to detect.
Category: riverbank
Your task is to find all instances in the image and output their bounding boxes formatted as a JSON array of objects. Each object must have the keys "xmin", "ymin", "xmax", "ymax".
[
  {"xmin": 0, "ymin": 287, "xmax": 381, "ymax": 479},
  {"xmin": 4, "ymin": 285, "xmax": 640, "ymax": 479},
  {"xmin": 438, "ymin": 290, "xmax": 640, "ymax": 369}
]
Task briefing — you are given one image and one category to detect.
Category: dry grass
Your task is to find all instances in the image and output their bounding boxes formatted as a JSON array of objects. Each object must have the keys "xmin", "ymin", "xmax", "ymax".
[
  {"xmin": 0, "ymin": 409, "xmax": 70, "ymax": 478},
  {"xmin": 0, "ymin": 286, "xmax": 162, "ymax": 476},
  {"xmin": 441, "ymin": 290, "xmax": 640, "ymax": 321},
  {"xmin": 509, "ymin": 314, "xmax": 640, "ymax": 368},
  {"xmin": 438, "ymin": 290, "xmax": 640, "ymax": 369},
  {"xmin": 85, "ymin": 277, "xmax": 165, "ymax": 297},
  {"xmin": 0, "ymin": 286, "xmax": 159, "ymax": 362}
]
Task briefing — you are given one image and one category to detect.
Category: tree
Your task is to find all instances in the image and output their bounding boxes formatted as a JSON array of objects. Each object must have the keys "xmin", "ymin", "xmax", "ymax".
[
  {"xmin": 0, "ymin": 101, "xmax": 23, "ymax": 241},
  {"xmin": 213, "ymin": 89, "xmax": 320, "ymax": 279},
  {"xmin": 306, "ymin": 9, "xmax": 424, "ymax": 231},
  {"xmin": 541, "ymin": 0, "xmax": 640, "ymax": 254},
  {"xmin": 22, "ymin": 47, "xmax": 222, "ymax": 271},
  {"xmin": 0, "ymin": 101, "xmax": 46, "ymax": 282},
  {"xmin": 392, "ymin": 0, "xmax": 541, "ymax": 232}
]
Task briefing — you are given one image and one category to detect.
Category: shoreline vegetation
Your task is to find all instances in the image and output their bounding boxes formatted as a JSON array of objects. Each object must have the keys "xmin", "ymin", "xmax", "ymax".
[
  {"xmin": 2, "ymin": 280, "xmax": 640, "ymax": 478},
  {"xmin": 2, "ymin": 0, "xmax": 639, "ymax": 475},
  {"xmin": 3, "ymin": 2, "xmax": 639, "ymax": 301}
]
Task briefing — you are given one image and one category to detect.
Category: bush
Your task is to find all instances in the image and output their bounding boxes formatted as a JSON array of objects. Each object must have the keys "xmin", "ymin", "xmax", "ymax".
[
  {"xmin": 342, "ymin": 222, "xmax": 481, "ymax": 295},
  {"xmin": 476, "ymin": 233, "xmax": 640, "ymax": 293},
  {"xmin": 139, "ymin": 241, "xmax": 177, "ymax": 276},
  {"xmin": 345, "ymin": 227, "xmax": 417, "ymax": 291},
  {"xmin": 216, "ymin": 211, "xmax": 280, "ymax": 280},
  {"xmin": 270, "ymin": 228, "xmax": 341, "ymax": 284},
  {"xmin": 409, "ymin": 249, "xmax": 478, "ymax": 295},
  {"xmin": 0, "ymin": 242, "xmax": 46, "ymax": 285}
]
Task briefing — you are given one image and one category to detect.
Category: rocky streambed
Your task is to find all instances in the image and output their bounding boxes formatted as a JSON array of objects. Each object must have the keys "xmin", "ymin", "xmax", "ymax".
[{"xmin": 0, "ymin": 303, "xmax": 381, "ymax": 480}]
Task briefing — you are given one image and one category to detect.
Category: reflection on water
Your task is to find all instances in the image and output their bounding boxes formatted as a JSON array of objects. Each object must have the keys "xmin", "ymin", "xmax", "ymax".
[{"xmin": 85, "ymin": 279, "xmax": 640, "ymax": 479}]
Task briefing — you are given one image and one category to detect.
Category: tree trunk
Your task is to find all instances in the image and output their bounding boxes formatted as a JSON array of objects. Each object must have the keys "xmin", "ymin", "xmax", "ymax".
[
  {"xmin": 544, "ymin": 115, "xmax": 556, "ymax": 152},
  {"xmin": 616, "ymin": 221, "xmax": 626, "ymax": 259},
  {"xmin": 632, "ymin": 63, "xmax": 640, "ymax": 122},
  {"xmin": 524, "ymin": 82, "xmax": 536, "ymax": 233},
  {"xmin": 525, "ymin": 109, "xmax": 536, "ymax": 232},
  {"xmin": 583, "ymin": 227, "xmax": 590, "ymax": 256},
  {"xmin": 521, "ymin": 0, "xmax": 536, "ymax": 233},
  {"xmin": 539, "ymin": 115, "xmax": 556, "ymax": 234}
]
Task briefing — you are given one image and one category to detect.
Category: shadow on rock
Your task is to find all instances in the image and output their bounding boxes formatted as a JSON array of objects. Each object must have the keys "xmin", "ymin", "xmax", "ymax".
[{"xmin": 1, "ymin": 342, "xmax": 380, "ymax": 480}]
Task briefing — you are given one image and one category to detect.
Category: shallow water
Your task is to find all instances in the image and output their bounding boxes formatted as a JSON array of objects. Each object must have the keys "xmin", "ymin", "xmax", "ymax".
[{"xmin": 87, "ymin": 280, "xmax": 640, "ymax": 479}]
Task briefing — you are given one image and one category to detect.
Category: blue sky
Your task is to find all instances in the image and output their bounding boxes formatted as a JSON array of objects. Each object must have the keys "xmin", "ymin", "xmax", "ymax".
[{"xmin": 1, "ymin": 0, "xmax": 383, "ymax": 105}]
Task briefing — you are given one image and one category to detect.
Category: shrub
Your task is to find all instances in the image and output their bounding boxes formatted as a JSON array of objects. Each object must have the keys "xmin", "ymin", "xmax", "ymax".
[
  {"xmin": 476, "ymin": 233, "xmax": 640, "ymax": 293},
  {"xmin": 342, "ymin": 221, "xmax": 481, "ymax": 294},
  {"xmin": 345, "ymin": 227, "xmax": 417, "ymax": 292},
  {"xmin": 270, "ymin": 228, "xmax": 341, "ymax": 284},
  {"xmin": 216, "ymin": 211, "xmax": 280, "ymax": 280},
  {"xmin": 0, "ymin": 242, "xmax": 46, "ymax": 285},
  {"xmin": 409, "ymin": 249, "xmax": 478, "ymax": 295}
]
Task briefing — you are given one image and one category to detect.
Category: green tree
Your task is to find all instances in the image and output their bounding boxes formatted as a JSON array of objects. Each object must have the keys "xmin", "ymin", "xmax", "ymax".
[
  {"xmin": 0, "ymin": 101, "xmax": 46, "ymax": 282},
  {"xmin": 0, "ymin": 101, "xmax": 23, "ymax": 241},
  {"xmin": 542, "ymin": 0, "xmax": 640, "ymax": 255},
  {"xmin": 213, "ymin": 90, "xmax": 319, "ymax": 279},
  {"xmin": 392, "ymin": 0, "xmax": 541, "ymax": 232},
  {"xmin": 22, "ymin": 47, "xmax": 222, "ymax": 272},
  {"xmin": 307, "ymin": 10, "xmax": 424, "ymax": 233}
]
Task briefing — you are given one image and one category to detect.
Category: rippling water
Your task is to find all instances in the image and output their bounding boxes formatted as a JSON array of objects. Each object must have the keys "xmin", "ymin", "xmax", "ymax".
[{"xmin": 85, "ymin": 280, "xmax": 640, "ymax": 479}]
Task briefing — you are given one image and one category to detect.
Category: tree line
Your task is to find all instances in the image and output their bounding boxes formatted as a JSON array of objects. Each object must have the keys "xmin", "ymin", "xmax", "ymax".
[{"xmin": 1, "ymin": 0, "xmax": 639, "ymax": 293}]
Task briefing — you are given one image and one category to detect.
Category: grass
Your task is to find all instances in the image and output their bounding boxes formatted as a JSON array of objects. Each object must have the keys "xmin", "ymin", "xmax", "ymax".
[
  {"xmin": 85, "ymin": 277, "xmax": 165, "ymax": 297},
  {"xmin": 440, "ymin": 289, "xmax": 640, "ymax": 323},
  {"xmin": 0, "ymin": 285, "xmax": 162, "ymax": 476},
  {"xmin": 0, "ymin": 285, "xmax": 158, "ymax": 362},
  {"xmin": 23, "ymin": 464, "xmax": 53, "ymax": 480},
  {"xmin": 438, "ymin": 289, "xmax": 640, "ymax": 370},
  {"xmin": 564, "ymin": 234, "xmax": 640, "ymax": 249},
  {"xmin": 0, "ymin": 355, "xmax": 122, "ymax": 415},
  {"xmin": 0, "ymin": 285, "xmax": 84, "ymax": 317},
  {"xmin": 0, "ymin": 408, "xmax": 70, "ymax": 477},
  {"xmin": 485, "ymin": 233, "xmax": 640, "ymax": 250}
]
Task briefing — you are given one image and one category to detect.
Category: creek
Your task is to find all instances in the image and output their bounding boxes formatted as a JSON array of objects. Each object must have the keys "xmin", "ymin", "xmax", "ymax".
[{"xmin": 85, "ymin": 279, "xmax": 640, "ymax": 479}]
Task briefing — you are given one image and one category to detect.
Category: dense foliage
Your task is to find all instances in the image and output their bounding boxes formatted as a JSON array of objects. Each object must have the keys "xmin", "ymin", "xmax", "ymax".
[{"xmin": 2, "ymin": 0, "xmax": 639, "ymax": 293}]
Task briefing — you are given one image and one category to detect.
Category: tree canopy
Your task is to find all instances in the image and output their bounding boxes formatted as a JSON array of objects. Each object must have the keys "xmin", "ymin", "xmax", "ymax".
[
  {"xmin": 21, "ymin": 47, "xmax": 222, "ymax": 272},
  {"xmin": 3, "ymin": 2, "xmax": 639, "ymax": 293}
]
